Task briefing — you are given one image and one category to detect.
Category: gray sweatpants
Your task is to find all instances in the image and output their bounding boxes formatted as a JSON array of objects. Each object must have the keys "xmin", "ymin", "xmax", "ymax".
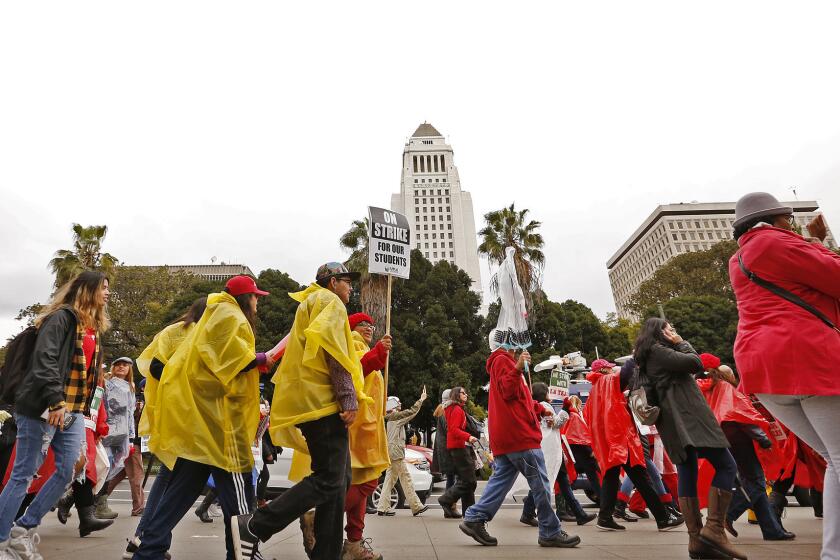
[{"xmin": 757, "ymin": 394, "xmax": 840, "ymax": 560}]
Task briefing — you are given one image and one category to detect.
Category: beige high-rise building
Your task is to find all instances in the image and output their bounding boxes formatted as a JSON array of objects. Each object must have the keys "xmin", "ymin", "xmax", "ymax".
[
  {"xmin": 607, "ymin": 201, "xmax": 836, "ymax": 319},
  {"xmin": 391, "ymin": 123, "xmax": 482, "ymax": 291}
]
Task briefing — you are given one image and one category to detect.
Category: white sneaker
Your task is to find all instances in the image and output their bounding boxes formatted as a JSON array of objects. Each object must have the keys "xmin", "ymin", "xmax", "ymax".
[
  {"xmin": 8, "ymin": 528, "xmax": 42, "ymax": 560},
  {"xmin": 1, "ymin": 539, "xmax": 24, "ymax": 560},
  {"xmin": 208, "ymin": 504, "xmax": 223, "ymax": 517}
]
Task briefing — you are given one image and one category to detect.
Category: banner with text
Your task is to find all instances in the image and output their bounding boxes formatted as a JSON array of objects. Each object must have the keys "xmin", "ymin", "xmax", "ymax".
[{"xmin": 368, "ymin": 206, "xmax": 411, "ymax": 279}]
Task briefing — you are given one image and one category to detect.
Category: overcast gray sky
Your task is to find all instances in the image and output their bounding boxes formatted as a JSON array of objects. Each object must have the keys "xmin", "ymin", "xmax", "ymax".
[{"xmin": 2, "ymin": 1, "xmax": 839, "ymax": 344}]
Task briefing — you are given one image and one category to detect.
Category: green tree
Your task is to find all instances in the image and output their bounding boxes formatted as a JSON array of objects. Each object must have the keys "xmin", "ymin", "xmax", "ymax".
[
  {"xmin": 478, "ymin": 204, "xmax": 545, "ymax": 316},
  {"xmin": 49, "ymin": 224, "xmax": 119, "ymax": 288},
  {"xmin": 644, "ymin": 295, "xmax": 738, "ymax": 366},
  {"xmin": 339, "ymin": 218, "xmax": 389, "ymax": 333},
  {"xmin": 251, "ymin": 269, "xmax": 306, "ymax": 353},
  {"xmin": 628, "ymin": 240, "xmax": 738, "ymax": 316}
]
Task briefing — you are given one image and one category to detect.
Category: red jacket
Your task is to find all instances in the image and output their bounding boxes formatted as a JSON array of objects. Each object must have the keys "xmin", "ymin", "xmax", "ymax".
[
  {"xmin": 584, "ymin": 371, "xmax": 644, "ymax": 470},
  {"xmin": 486, "ymin": 349, "xmax": 544, "ymax": 456},
  {"xmin": 730, "ymin": 226, "xmax": 840, "ymax": 396},
  {"xmin": 445, "ymin": 403, "xmax": 471, "ymax": 449}
]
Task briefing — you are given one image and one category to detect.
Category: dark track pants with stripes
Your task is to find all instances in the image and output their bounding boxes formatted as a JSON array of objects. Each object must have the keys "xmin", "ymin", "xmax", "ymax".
[{"xmin": 134, "ymin": 458, "xmax": 254, "ymax": 560}]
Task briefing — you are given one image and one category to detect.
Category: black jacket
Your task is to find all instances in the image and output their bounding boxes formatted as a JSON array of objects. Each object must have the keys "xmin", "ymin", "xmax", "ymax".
[
  {"xmin": 432, "ymin": 412, "xmax": 454, "ymax": 475},
  {"xmin": 644, "ymin": 341, "xmax": 729, "ymax": 464},
  {"xmin": 15, "ymin": 309, "xmax": 77, "ymax": 418}
]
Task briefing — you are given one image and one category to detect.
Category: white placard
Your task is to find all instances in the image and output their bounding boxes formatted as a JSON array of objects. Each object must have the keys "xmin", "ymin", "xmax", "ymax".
[{"xmin": 368, "ymin": 206, "xmax": 411, "ymax": 279}]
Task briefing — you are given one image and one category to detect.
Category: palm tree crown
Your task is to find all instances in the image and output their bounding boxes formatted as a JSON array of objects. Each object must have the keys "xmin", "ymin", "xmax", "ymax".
[
  {"xmin": 339, "ymin": 217, "xmax": 389, "ymax": 331},
  {"xmin": 478, "ymin": 204, "xmax": 545, "ymax": 315},
  {"xmin": 49, "ymin": 223, "xmax": 119, "ymax": 288}
]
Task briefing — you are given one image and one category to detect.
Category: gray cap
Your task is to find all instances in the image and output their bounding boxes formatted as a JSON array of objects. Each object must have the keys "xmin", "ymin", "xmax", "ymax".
[
  {"xmin": 733, "ymin": 192, "xmax": 793, "ymax": 229},
  {"xmin": 111, "ymin": 357, "xmax": 133, "ymax": 367}
]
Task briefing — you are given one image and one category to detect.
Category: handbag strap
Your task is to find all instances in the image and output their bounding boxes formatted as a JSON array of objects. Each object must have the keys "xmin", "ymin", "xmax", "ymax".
[{"xmin": 738, "ymin": 253, "xmax": 840, "ymax": 333}]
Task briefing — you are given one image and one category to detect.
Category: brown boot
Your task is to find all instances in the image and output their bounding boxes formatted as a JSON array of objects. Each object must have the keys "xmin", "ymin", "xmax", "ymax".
[
  {"xmin": 678, "ymin": 497, "xmax": 728, "ymax": 559},
  {"xmin": 342, "ymin": 538, "xmax": 382, "ymax": 560},
  {"xmin": 699, "ymin": 488, "xmax": 748, "ymax": 560},
  {"xmin": 299, "ymin": 510, "xmax": 316, "ymax": 559}
]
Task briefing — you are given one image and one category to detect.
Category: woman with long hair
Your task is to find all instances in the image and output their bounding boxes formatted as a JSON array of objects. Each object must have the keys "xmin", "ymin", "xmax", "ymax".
[
  {"xmin": 437, "ymin": 386, "xmax": 478, "ymax": 519},
  {"xmin": 0, "ymin": 271, "xmax": 110, "ymax": 559},
  {"xmin": 134, "ymin": 276, "xmax": 273, "ymax": 560},
  {"xmin": 729, "ymin": 192, "xmax": 840, "ymax": 559},
  {"xmin": 635, "ymin": 317, "xmax": 742, "ymax": 559}
]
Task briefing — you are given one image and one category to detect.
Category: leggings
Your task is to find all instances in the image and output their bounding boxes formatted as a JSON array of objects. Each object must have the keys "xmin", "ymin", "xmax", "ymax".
[
  {"xmin": 675, "ymin": 446, "xmax": 737, "ymax": 498},
  {"xmin": 600, "ymin": 461, "xmax": 668, "ymax": 522}
]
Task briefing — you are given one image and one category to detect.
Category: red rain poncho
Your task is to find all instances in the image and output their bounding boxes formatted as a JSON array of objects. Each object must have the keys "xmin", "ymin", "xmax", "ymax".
[{"xmin": 584, "ymin": 371, "xmax": 644, "ymax": 471}]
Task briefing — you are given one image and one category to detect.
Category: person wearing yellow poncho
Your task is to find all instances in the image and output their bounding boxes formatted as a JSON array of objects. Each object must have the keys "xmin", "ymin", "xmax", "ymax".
[
  {"xmin": 232, "ymin": 263, "xmax": 371, "ymax": 560},
  {"xmin": 134, "ymin": 276, "xmax": 274, "ymax": 560},
  {"xmin": 122, "ymin": 296, "xmax": 207, "ymax": 558}
]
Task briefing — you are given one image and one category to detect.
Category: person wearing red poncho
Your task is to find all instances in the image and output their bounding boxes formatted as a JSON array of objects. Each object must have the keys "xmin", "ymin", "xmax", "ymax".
[
  {"xmin": 697, "ymin": 353, "xmax": 794, "ymax": 541},
  {"xmin": 583, "ymin": 360, "xmax": 682, "ymax": 532},
  {"xmin": 561, "ymin": 395, "xmax": 601, "ymax": 503},
  {"xmin": 768, "ymin": 426, "xmax": 827, "ymax": 520}
]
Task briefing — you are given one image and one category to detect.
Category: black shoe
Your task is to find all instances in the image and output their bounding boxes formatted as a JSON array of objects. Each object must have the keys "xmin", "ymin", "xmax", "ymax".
[
  {"xmin": 538, "ymin": 530, "xmax": 581, "ymax": 548},
  {"xmin": 596, "ymin": 516, "xmax": 626, "ymax": 531},
  {"xmin": 629, "ymin": 508, "xmax": 650, "ymax": 519},
  {"xmin": 656, "ymin": 512, "xmax": 684, "ymax": 531},
  {"xmin": 459, "ymin": 521, "xmax": 498, "ymax": 546},
  {"xmin": 56, "ymin": 493, "xmax": 74, "ymax": 525},
  {"xmin": 613, "ymin": 506, "xmax": 638, "ymax": 522},
  {"xmin": 78, "ymin": 506, "xmax": 114, "ymax": 537},
  {"xmin": 231, "ymin": 513, "xmax": 260, "ymax": 560},
  {"xmin": 195, "ymin": 507, "xmax": 213, "ymax": 523},
  {"xmin": 765, "ymin": 530, "xmax": 796, "ymax": 541},
  {"xmin": 576, "ymin": 512, "xmax": 597, "ymax": 526},
  {"xmin": 413, "ymin": 505, "xmax": 428, "ymax": 516},
  {"xmin": 519, "ymin": 515, "xmax": 539, "ymax": 527},
  {"xmin": 366, "ymin": 506, "xmax": 377, "ymax": 515},
  {"xmin": 377, "ymin": 510, "xmax": 396, "ymax": 516},
  {"xmin": 438, "ymin": 497, "xmax": 460, "ymax": 519},
  {"xmin": 558, "ymin": 508, "xmax": 577, "ymax": 522}
]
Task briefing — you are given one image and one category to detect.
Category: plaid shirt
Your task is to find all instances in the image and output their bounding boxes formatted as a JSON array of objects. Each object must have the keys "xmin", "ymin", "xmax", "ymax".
[{"xmin": 65, "ymin": 325, "xmax": 101, "ymax": 413}]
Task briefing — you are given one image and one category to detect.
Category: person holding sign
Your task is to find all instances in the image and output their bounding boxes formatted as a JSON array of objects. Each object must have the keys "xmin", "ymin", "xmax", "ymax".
[{"xmin": 233, "ymin": 263, "xmax": 371, "ymax": 560}]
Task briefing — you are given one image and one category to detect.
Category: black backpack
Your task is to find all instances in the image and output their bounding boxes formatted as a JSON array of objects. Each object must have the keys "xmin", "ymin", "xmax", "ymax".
[{"xmin": 0, "ymin": 326, "xmax": 39, "ymax": 406}]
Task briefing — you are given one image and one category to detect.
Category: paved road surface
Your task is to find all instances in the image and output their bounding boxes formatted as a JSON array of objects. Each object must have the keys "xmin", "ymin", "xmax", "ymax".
[{"xmin": 31, "ymin": 479, "xmax": 822, "ymax": 559}]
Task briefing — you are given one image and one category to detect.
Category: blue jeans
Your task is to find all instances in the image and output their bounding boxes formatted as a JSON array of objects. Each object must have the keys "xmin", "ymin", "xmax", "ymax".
[
  {"xmin": 0, "ymin": 412, "xmax": 85, "ymax": 541},
  {"xmin": 620, "ymin": 458, "xmax": 667, "ymax": 497},
  {"xmin": 465, "ymin": 448, "xmax": 561, "ymax": 540},
  {"xmin": 135, "ymin": 461, "xmax": 171, "ymax": 538}
]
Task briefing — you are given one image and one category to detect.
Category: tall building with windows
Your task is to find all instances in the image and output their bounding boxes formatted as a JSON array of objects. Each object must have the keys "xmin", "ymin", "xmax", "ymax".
[
  {"xmin": 607, "ymin": 200, "xmax": 836, "ymax": 319},
  {"xmin": 391, "ymin": 123, "xmax": 482, "ymax": 290}
]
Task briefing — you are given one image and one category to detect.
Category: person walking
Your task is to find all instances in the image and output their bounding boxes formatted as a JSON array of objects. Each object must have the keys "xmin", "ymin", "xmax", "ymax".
[
  {"xmin": 696, "ymin": 353, "xmax": 794, "ymax": 542},
  {"xmin": 377, "ymin": 389, "xmax": 428, "ymax": 516},
  {"xmin": 458, "ymin": 341, "xmax": 580, "ymax": 548},
  {"xmin": 635, "ymin": 318, "xmax": 742, "ymax": 559},
  {"xmin": 123, "ymin": 297, "xmax": 206, "ymax": 560},
  {"xmin": 339, "ymin": 312, "xmax": 392, "ymax": 560},
  {"xmin": 432, "ymin": 389, "xmax": 456, "ymax": 492},
  {"xmin": 133, "ymin": 276, "xmax": 274, "ymax": 560},
  {"xmin": 437, "ymin": 387, "xmax": 477, "ymax": 520},
  {"xmin": 232, "ymin": 263, "xmax": 371, "ymax": 560},
  {"xmin": 729, "ymin": 191, "xmax": 840, "ymax": 560},
  {"xmin": 95, "ymin": 357, "xmax": 145, "ymax": 518},
  {"xmin": 0, "ymin": 271, "xmax": 110, "ymax": 560},
  {"xmin": 561, "ymin": 395, "xmax": 601, "ymax": 503},
  {"xmin": 584, "ymin": 358, "xmax": 683, "ymax": 533}
]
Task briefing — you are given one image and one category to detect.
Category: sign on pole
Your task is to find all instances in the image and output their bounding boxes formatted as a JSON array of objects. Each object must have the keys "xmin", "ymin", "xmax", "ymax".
[
  {"xmin": 548, "ymin": 368, "xmax": 571, "ymax": 401},
  {"xmin": 368, "ymin": 207, "xmax": 411, "ymax": 279}
]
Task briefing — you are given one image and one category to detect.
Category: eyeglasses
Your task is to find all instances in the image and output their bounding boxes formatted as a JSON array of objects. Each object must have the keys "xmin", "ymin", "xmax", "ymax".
[
  {"xmin": 337, "ymin": 278, "xmax": 353, "ymax": 286},
  {"xmin": 357, "ymin": 322, "xmax": 376, "ymax": 332},
  {"xmin": 784, "ymin": 215, "xmax": 795, "ymax": 225}
]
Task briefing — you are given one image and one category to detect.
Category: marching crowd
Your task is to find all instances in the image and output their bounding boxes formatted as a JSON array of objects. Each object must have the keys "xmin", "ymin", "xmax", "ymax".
[{"xmin": 0, "ymin": 190, "xmax": 838, "ymax": 560}]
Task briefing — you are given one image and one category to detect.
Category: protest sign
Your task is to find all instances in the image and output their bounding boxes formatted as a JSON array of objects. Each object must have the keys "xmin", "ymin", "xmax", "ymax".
[{"xmin": 368, "ymin": 206, "xmax": 411, "ymax": 279}]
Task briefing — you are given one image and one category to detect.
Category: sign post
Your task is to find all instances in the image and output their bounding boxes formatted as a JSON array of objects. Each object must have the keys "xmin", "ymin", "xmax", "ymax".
[{"xmin": 367, "ymin": 206, "xmax": 412, "ymax": 396}]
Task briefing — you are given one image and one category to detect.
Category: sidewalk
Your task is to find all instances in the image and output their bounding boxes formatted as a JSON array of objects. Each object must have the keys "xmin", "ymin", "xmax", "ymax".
[{"xmin": 30, "ymin": 481, "xmax": 822, "ymax": 559}]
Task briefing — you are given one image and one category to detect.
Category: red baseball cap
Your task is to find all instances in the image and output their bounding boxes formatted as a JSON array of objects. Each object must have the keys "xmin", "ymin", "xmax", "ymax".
[
  {"xmin": 590, "ymin": 358, "xmax": 616, "ymax": 372},
  {"xmin": 225, "ymin": 275, "xmax": 270, "ymax": 297},
  {"xmin": 700, "ymin": 353, "xmax": 721, "ymax": 370},
  {"xmin": 349, "ymin": 312, "xmax": 374, "ymax": 330}
]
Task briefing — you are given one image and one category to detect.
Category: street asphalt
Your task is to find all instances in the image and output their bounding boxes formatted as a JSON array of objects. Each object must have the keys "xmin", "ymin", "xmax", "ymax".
[{"xmin": 31, "ymin": 478, "xmax": 822, "ymax": 559}]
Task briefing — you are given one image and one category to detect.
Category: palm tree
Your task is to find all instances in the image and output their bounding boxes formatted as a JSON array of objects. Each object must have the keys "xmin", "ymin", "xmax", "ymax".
[
  {"xmin": 478, "ymin": 204, "xmax": 545, "ymax": 317},
  {"xmin": 339, "ymin": 218, "xmax": 389, "ymax": 330},
  {"xmin": 49, "ymin": 223, "xmax": 119, "ymax": 288}
]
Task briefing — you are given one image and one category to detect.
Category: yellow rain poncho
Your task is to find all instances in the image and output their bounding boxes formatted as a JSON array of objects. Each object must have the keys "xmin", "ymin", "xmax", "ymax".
[
  {"xmin": 135, "ymin": 321, "xmax": 194, "ymax": 437},
  {"xmin": 149, "ymin": 292, "xmax": 260, "ymax": 472},
  {"xmin": 270, "ymin": 284, "xmax": 371, "ymax": 454},
  {"xmin": 288, "ymin": 330, "xmax": 390, "ymax": 484}
]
